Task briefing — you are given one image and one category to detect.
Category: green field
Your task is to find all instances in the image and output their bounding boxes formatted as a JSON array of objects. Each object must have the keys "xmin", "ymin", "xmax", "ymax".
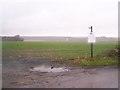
[{"xmin": 2, "ymin": 41, "xmax": 118, "ymax": 66}]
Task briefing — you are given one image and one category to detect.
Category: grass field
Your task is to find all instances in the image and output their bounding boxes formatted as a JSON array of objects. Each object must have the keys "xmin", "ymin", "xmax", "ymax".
[{"xmin": 2, "ymin": 41, "xmax": 118, "ymax": 66}]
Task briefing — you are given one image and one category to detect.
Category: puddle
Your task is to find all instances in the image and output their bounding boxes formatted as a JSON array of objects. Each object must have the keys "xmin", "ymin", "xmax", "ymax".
[{"xmin": 30, "ymin": 65, "xmax": 69, "ymax": 73}]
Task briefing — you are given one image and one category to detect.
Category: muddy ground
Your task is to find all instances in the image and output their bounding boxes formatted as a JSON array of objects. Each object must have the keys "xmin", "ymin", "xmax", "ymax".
[{"xmin": 2, "ymin": 58, "xmax": 118, "ymax": 88}]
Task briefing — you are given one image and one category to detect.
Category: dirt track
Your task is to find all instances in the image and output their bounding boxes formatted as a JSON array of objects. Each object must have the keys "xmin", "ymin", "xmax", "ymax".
[{"xmin": 2, "ymin": 59, "xmax": 118, "ymax": 88}]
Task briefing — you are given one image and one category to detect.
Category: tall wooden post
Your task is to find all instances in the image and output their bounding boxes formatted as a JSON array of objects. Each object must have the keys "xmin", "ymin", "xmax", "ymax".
[{"xmin": 90, "ymin": 26, "xmax": 93, "ymax": 58}]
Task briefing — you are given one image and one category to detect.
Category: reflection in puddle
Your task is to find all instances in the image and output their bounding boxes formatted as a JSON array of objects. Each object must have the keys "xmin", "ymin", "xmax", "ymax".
[{"xmin": 30, "ymin": 65, "xmax": 69, "ymax": 73}]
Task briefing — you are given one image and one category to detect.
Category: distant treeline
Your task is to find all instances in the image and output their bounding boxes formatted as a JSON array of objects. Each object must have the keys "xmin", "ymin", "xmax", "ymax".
[
  {"xmin": 1, "ymin": 35, "xmax": 118, "ymax": 42},
  {"xmin": 2, "ymin": 35, "xmax": 24, "ymax": 41}
]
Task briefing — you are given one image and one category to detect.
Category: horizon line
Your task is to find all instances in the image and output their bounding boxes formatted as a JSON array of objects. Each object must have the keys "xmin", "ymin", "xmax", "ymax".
[{"xmin": 1, "ymin": 35, "xmax": 118, "ymax": 38}]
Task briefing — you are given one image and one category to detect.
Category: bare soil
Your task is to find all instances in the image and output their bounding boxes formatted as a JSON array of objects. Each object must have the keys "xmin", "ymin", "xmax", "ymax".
[{"xmin": 2, "ymin": 58, "xmax": 118, "ymax": 88}]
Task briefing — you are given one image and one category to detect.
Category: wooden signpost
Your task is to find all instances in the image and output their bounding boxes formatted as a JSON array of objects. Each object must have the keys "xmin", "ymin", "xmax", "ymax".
[{"xmin": 88, "ymin": 26, "xmax": 96, "ymax": 58}]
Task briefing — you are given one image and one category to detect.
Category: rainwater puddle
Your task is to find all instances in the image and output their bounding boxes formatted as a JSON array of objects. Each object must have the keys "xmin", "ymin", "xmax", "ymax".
[{"xmin": 30, "ymin": 65, "xmax": 69, "ymax": 73}]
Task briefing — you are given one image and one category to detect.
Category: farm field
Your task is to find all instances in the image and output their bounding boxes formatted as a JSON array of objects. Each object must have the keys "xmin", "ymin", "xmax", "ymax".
[{"xmin": 2, "ymin": 40, "xmax": 118, "ymax": 66}]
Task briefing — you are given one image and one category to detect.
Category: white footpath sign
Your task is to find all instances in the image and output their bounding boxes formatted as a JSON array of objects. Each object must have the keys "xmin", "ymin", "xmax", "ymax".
[{"xmin": 88, "ymin": 33, "xmax": 96, "ymax": 43}]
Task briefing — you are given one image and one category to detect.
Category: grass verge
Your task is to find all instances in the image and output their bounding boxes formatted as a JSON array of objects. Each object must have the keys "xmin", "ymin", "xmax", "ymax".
[{"xmin": 73, "ymin": 57, "xmax": 118, "ymax": 66}]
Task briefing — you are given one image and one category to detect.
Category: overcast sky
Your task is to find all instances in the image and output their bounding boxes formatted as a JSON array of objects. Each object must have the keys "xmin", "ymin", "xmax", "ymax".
[{"xmin": 1, "ymin": 0, "xmax": 119, "ymax": 37}]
